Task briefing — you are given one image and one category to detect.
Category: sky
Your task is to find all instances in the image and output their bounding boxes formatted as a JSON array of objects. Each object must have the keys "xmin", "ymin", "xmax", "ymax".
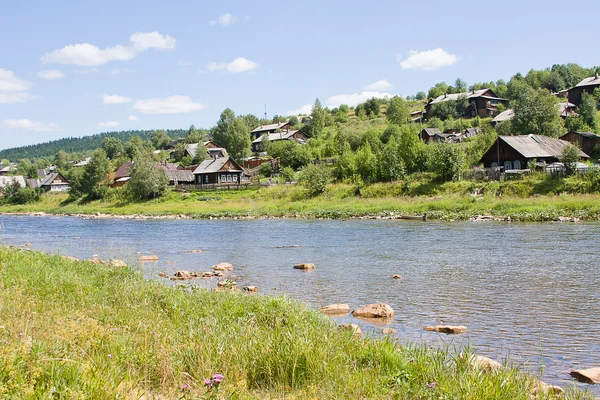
[{"xmin": 0, "ymin": 0, "xmax": 598, "ymax": 150}]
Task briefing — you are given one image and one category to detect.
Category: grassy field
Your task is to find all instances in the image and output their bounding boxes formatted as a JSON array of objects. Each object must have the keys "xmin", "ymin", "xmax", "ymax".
[
  {"xmin": 0, "ymin": 247, "xmax": 591, "ymax": 398},
  {"xmin": 3, "ymin": 174, "xmax": 600, "ymax": 221}
]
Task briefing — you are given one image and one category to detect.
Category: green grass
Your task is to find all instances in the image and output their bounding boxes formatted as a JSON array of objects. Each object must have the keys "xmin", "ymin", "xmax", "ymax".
[
  {"xmin": 3, "ymin": 173, "xmax": 600, "ymax": 221},
  {"xmin": 0, "ymin": 247, "xmax": 591, "ymax": 398}
]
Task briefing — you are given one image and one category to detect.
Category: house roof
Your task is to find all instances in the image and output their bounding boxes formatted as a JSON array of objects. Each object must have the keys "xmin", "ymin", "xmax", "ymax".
[
  {"xmin": 165, "ymin": 169, "xmax": 194, "ymax": 182},
  {"xmin": 429, "ymin": 88, "xmax": 505, "ymax": 105},
  {"xmin": 491, "ymin": 109, "xmax": 515, "ymax": 123},
  {"xmin": 250, "ymin": 121, "xmax": 290, "ymax": 133},
  {"xmin": 562, "ymin": 131, "xmax": 600, "ymax": 139},
  {"xmin": 252, "ymin": 130, "xmax": 304, "ymax": 144},
  {"xmin": 499, "ymin": 135, "xmax": 589, "ymax": 159},
  {"xmin": 556, "ymin": 102, "xmax": 576, "ymax": 117},
  {"xmin": 72, "ymin": 157, "xmax": 91, "ymax": 167},
  {"xmin": 421, "ymin": 128, "xmax": 442, "ymax": 136},
  {"xmin": 0, "ymin": 175, "xmax": 26, "ymax": 188},
  {"xmin": 114, "ymin": 162, "xmax": 133, "ymax": 179},
  {"xmin": 26, "ymin": 178, "xmax": 41, "ymax": 188},
  {"xmin": 186, "ymin": 142, "xmax": 227, "ymax": 158},
  {"xmin": 573, "ymin": 76, "xmax": 600, "ymax": 89},
  {"xmin": 192, "ymin": 156, "xmax": 243, "ymax": 175},
  {"xmin": 39, "ymin": 172, "xmax": 69, "ymax": 187}
]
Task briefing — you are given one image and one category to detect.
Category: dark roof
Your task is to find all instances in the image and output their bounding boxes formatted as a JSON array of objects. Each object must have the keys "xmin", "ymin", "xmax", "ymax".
[
  {"xmin": 429, "ymin": 88, "xmax": 505, "ymax": 105},
  {"xmin": 499, "ymin": 135, "xmax": 589, "ymax": 159},
  {"xmin": 250, "ymin": 121, "xmax": 290, "ymax": 133},
  {"xmin": 421, "ymin": 128, "xmax": 442, "ymax": 136},
  {"xmin": 193, "ymin": 156, "xmax": 243, "ymax": 175},
  {"xmin": 252, "ymin": 130, "xmax": 306, "ymax": 144},
  {"xmin": 39, "ymin": 172, "xmax": 69, "ymax": 187},
  {"xmin": 561, "ymin": 131, "xmax": 600, "ymax": 139},
  {"xmin": 165, "ymin": 169, "xmax": 194, "ymax": 183},
  {"xmin": 26, "ymin": 178, "xmax": 41, "ymax": 188},
  {"xmin": 114, "ymin": 162, "xmax": 133, "ymax": 179},
  {"xmin": 573, "ymin": 76, "xmax": 600, "ymax": 89}
]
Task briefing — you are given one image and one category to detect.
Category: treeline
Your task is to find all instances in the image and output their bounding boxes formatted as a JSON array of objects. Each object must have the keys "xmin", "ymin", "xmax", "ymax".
[{"xmin": 0, "ymin": 129, "xmax": 187, "ymax": 161}]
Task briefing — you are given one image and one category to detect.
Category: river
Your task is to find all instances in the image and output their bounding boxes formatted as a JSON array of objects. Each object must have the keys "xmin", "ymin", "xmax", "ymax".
[{"xmin": 1, "ymin": 215, "xmax": 599, "ymax": 394}]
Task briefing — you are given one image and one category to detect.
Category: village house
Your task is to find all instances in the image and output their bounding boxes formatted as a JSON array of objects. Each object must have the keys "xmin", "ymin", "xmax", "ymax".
[
  {"xmin": 184, "ymin": 141, "xmax": 227, "ymax": 159},
  {"xmin": 567, "ymin": 74, "xmax": 600, "ymax": 106},
  {"xmin": 164, "ymin": 169, "xmax": 195, "ymax": 186},
  {"xmin": 0, "ymin": 164, "xmax": 16, "ymax": 176},
  {"xmin": 250, "ymin": 121, "xmax": 293, "ymax": 141},
  {"xmin": 420, "ymin": 128, "xmax": 446, "ymax": 142},
  {"xmin": 479, "ymin": 134, "xmax": 589, "ymax": 170},
  {"xmin": 559, "ymin": 131, "xmax": 600, "ymax": 157},
  {"xmin": 38, "ymin": 172, "xmax": 70, "ymax": 192},
  {"xmin": 251, "ymin": 129, "xmax": 308, "ymax": 152},
  {"xmin": 0, "ymin": 175, "xmax": 26, "ymax": 190},
  {"xmin": 193, "ymin": 156, "xmax": 244, "ymax": 185},
  {"xmin": 111, "ymin": 161, "xmax": 133, "ymax": 187},
  {"xmin": 425, "ymin": 88, "xmax": 508, "ymax": 119}
]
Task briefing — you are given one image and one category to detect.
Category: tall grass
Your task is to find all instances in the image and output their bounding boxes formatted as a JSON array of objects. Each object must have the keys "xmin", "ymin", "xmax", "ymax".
[{"xmin": 0, "ymin": 248, "xmax": 591, "ymax": 398}]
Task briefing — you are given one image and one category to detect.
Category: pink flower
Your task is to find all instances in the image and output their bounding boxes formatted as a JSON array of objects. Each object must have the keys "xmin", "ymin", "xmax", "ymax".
[
  {"xmin": 205, "ymin": 379, "xmax": 213, "ymax": 388},
  {"xmin": 427, "ymin": 382, "xmax": 436, "ymax": 389},
  {"xmin": 408, "ymin": 358, "xmax": 414, "ymax": 363},
  {"xmin": 212, "ymin": 374, "xmax": 224, "ymax": 384}
]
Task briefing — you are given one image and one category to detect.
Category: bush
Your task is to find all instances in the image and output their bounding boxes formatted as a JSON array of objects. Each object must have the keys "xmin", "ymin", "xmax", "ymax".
[
  {"xmin": 281, "ymin": 166, "xmax": 295, "ymax": 182},
  {"xmin": 426, "ymin": 143, "xmax": 466, "ymax": 181},
  {"xmin": 127, "ymin": 159, "xmax": 169, "ymax": 200},
  {"xmin": 299, "ymin": 164, "xmax": 331, "ymax": 197},
  {"xmin": 12, "ymin": 187, "xmax": 41, "ymax": 204},
  {"xmin": 260, "ymin": 162, "xmax": 272, "ymax": 178}
]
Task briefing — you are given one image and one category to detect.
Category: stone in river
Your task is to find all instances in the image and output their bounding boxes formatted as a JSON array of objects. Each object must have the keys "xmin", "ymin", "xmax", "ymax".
[
  {"xmin": 138, "ymin": 255, "xmax": 159, "ymax": 261},
  {"xmin": 174, "ymin": 270, "xmax": 192, "ymax": 279},
  {"xmin": 569, "ymin": 367, "xmax": 600, "ymax": 384},
  {"xmin": 211, "ymin": 262, "xmax": 233, "ymax": 271},
  {"xmin": 424, "ymin": 325, "xmax": 467, "ymax": 334},
  {"xmin": 391, "ymin": 274, "xmax": 402, "ymax": 279},
  {"xmin": 352, "ymin": 303, "xmax": 395, "ymax": 319},
  {"xmin": 382, "ymin": 328, "xmax": 397, "ymax": 334},
  {"xmin": 319, "ymin": 303, "xmax": 350, "ymax": 315},
  {"xmin": 530, "ymin": 380, "xmax": 564, "ymax": 395},
  {"xmin": 293, "ymin": 263, "xmax": 315, "ymax": 270},
  {"xmin": 339, "ymin": 324, "xmax": 362, "ymax": 336},
  {"xmin": 243, "ymin": 285, "xmax": 258, "ymax": 292},
  {"xmin": 109, "ymin": 259, "xmax": 127, "ymax": 267},
  {"xmin": 466, "ymin": 354, "xmax": 502, "ymax": 373},
  {"xmin": 158, "ymin": 272, "xmax": 168, "ymax": 278}
]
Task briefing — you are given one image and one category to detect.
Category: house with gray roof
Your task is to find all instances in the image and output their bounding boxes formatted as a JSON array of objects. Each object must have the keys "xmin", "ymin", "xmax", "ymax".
[
  {"xmin": 568, "ymin": 74, "xmax": 600, "ymax": 106},
  {"xmin": 426, "ymin": 88, "xmax": 507, "ymax": 119},
  {"xmin": 184, "ymin": 141, "xmax": 227, "ymax": 160},
  {"xmin": 192, "ymin": 156, "xmax": 244, "ymax": 185},
  {"xmin": 250, "ymin": 121, "xmax": 293, "ymax": 140},
  {"xmin": 0, "ymin": 175, "xmax": 26, "ymax": 189},
  {"xmin": 251, "ymin": 129, "xmax": 308, "ymax": 152},
  {"xmin": 39, "ymin": 172, "xmax": 70, "ymax": 192}
]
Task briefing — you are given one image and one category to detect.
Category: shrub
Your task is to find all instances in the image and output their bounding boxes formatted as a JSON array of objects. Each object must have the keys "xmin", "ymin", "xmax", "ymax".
[{"xmin": 299, "ymin": 164, "xmax": 331, "ymax": 196}]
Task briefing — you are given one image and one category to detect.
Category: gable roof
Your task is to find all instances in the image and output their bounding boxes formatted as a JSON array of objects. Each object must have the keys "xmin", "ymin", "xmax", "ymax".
[
  {"xmin": 165, "ymin": 169, "xmax": 194, "ymax": 183},
  {"xmin": 556, "ymin": 102, "xmax": 576, "ymax": 117},
  {"xmin": 0, "ymin": 175, "xmax": 26, "ymax": 188},
  {"xmin": 561, "ymin": 131, "xmax": 600, "ymax": 139},
  {"xmin": 250, "ymin": 121, "xmax": 290, "ymax": 133},
  {"xmin": 252, "ymin": 130, "xmax": 305, "ymax": 144},
  {"xmin": 491, "ymin": 109, "xmax": 515, "ymax": 123},
  {"xmin": 429, "ymin": 88, "xmax": 504, "ymax": 105},
  {"xmin": 499, "ymin": 135, "xmax": 589, "ymax": 159},
  {"xmin": 39, "ymin": 172, "xmax": 69, "ymax": 187},
  {"xmin": 573, "ymin": 76, "xmax": 600, "ymax": 89},
  {"xmin": 421, "ymin": 128, "xmax": 442, "ymax": 136},
  {"xmin": 114, "ymin": 162, "xmax": 133, "ymax": 180},
  {"xmin": 192, "ymin": 156, "xmax": 243, "ymax": 175}
]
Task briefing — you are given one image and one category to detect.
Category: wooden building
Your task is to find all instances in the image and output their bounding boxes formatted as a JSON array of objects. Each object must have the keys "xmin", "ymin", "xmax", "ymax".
[
  {"xmin": 250, "ymin": 121, "xmax": 293, "ymax": 141},
  {"xmin": 111, "ymin": 161, "xmax": 133, "ymax": 187},
  {"xmin": 420, "ymin": 128, "xmax": 447, "ymax": 142},
  {"xmin": 567, "ymin": 74, "xmax": 600, "ymax": 106},
  {"xmin": 193, "ymin": 156, "xmax": 244, "ymax": 185},
  {"xmin": 425, "ymin": 88, "xmax": 507, "ymax": 119},
  {"xmin": 39, "ymin": 172, "xmax": 70, "ymax": 192},
  {"xmin": 479, "ymin": 134, "xmax": 589, "ymax": 170},
  {"xmin": 251, "ymin": 129, "xmax": 308, "ymax": 152},
  {"xmin": 559, "ymin": 131, "xmax": 600, "ymax": 157},
  {"xmin": 184, "ymin": 141, "xmax": 227, "ymax": 159}
]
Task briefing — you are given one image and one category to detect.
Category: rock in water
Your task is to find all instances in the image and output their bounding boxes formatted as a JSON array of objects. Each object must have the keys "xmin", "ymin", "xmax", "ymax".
[
  {"xmin": 391, "ymin": 274, "xmax": 402, "ymax": 279},
  {"xmin": 382, "ymin": 328, "xmax": 397, "ymax": 334},
  {"xmin": 339, "ymin": 324, "xmax": 362, "ymax": 336},
  {"xmin": 352, "ymin": 303, "xmax": 395, "ymax": 319},
  {"xmin": 174, "ymin": 270, "xmax": 192, "ymax": 279},
  {"xmin": 211, "ymin": 262, "xmax": 233, "ymax": 271},
  {"xmin": 293, "ymin": 263, "xmax": 315, "ymax": 270},
  {"xmin": 319, "ymin": 304, "xmax": 350, "ymax": 315},
  {"xmin": 424, "ymin": 325, "xmax": 467, "ymax": 334},
  {"xmin": 569, "ymin": 367, "xmax": 600, "ymax": 384},
  {"xmin": 158, "ymin": 272, "xmax": 168, "ymax": 278},
  {"xmin": 109, "ymin": 259, "xmax": 127, "ymax": 267},
  {"xmin": 138, "ymin": 255, "xmax": 159, "ymax": 261},
  {"xmin": 243, "ymin": 285, "xmax": 258, "ymax": 292},
  {"xmin": 466, "ymin": 355, "xmax": 502, "ymax": 373}
]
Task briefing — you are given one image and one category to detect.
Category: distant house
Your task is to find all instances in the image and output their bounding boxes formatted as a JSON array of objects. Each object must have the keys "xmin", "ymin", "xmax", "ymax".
[
  {"xmin": 491, "ymin": 109, "xmax": 515, "ymax": 127},
  {"xmin": 420, "ymin": 128, "xmax": 446, "ymax": 142},
  {"xmin": 165, "ymin": 169, "xmax": 195, "ymax": 186},
  {"xmin": 479, "ymin": 134, "xmax": 589, "ymax": 170},
  {"xmin": 184, "ymin": 141, "xmax": 227, "ymax": 159},
  {"xmin": 425, "ymin": 88, "xmax": 508, "ymax": 119},
  {"xmin": 193, "ymin": 156, "xmax": 244, "ymax": 185},
  {"xmin": 559, "ymin": 131, "xmax": 600, "ymax": 157},
  {"xmin": 409, "ymin": 110, "xmax": 424, "ymax": 123},
  {"xmin": 39, "ymin": 172, "xmax": 70, "ymax": 192},
  {"xmin": 250, "ymin": 121, "xmax": 293, "ymax": 141},
  {"xmin": 112, "ymin": 161, "xmax": 133, "ymax": 187},
  {"xmin": 0, "ymin": 165, "xmax": 16, "ymax": 176},
  {"xmin": 0, "ymin": 175, "xmax": 26, "ymax": 189},
  {"xmin": 568, "ymin": 74, "xmax": 600, "ymax": 106},
  {"xmin": 251, "ymin": 129, "xmax": 308, "ymax": 152},
  {"xmin": 556, "ymin": 102, "xmax": 577, "ymax": 118},
  {"xmin": 72, "ymin": 157, "xmax": 91, "ymax": 167}
]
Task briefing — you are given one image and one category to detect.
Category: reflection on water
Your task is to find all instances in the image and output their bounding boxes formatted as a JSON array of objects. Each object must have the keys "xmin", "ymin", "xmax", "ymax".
[{"xmin": 1, "ymin": 215, "xmax": 599, "ymax": 393}]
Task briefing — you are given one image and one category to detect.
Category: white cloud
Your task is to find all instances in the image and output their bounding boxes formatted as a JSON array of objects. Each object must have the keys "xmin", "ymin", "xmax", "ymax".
[
  {"xmin": 103, "ymin": 94, "xmax": 132, "ymax": 104},
  {"xmin": 110, "ymin": 68, "xmax": 136, "ymax": 75},
  {"xmin": 41, "ymin": 31, "xmax": 176, "ymax": 66},
  {"xmin": 128, "ymin": 115, "xmax": 139, "ymax": 121},
  {"xmin": 210, "ymin": 13, "xmax": 238, "ymax": 26},
  {"xmin": 206, "ymin": 57, "xmax": 258, "ymax": 73},
  {"xmin": 2, "ymin": 119, "xmax": 59, "ymax": 132},
  {"xmin": 364, "ymin": 79, "xmax": 391, "ymax": 91},
  {"xmin": 326, "ymin": 91, "xmax": 393, "ymax": 108},
  {"xmin": 286, "ymin": 104, "xmax": 313, "ymax": 116},
  {"xmin": 37, "ymin": 69, "xmax": 64, "ymax": 80},
  {"xmin": 133, "ymin": 95, "xmax": 207, "ymax": 114},
  {"xmin": 398, "ymin": 48, "xmax": 458, "ymax": 71},
  {"xmin": 98, "ymin": 121, "xmax": 120, "ymax": 128},
  {"xmin": 0, "ymin": 69, "xmax": 34, "ymax": 104}
]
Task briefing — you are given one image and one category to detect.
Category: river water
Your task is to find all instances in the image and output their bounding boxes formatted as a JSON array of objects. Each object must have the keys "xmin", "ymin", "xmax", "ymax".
[{"xmin": 1, "ymin": 215, "xmax": 599, "ymax": 394}]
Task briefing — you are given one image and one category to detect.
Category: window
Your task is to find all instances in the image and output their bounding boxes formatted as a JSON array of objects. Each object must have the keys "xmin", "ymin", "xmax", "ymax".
[
  {"xmin": 504, "ymin": 161, "xmax": 512, "ymax": 170},
  {"xmin": 228, "ymin": 175, "xmax": 233, "ymax": 182},
  {"xmin": 513, "ymin": 160, "xmax": 521, "ymax": 170},
  {"xmin": 204, "ymin": 175, "xmax": 209, "ymax": 184},
  {"xmin": 221, "ymin": 174, "xmax": 226, "ymax": 183},
  {"xmin": 233, "ymin": 175, "xmax": 238, "ymax": 182},
  {"xmin": 491, "ymin": 162, "xmax": 498, "ymax": 167}
]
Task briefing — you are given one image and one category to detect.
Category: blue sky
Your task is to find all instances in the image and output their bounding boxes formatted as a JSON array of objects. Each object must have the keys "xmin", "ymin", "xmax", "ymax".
[{"xmin": 0, "ymin": 0, "xmax": 598, "ymax": 150}]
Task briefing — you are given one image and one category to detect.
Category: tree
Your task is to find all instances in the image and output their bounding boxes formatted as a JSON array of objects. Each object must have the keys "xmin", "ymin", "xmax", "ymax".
[
  {"xmin": 151, "ymin": 130, "xmax": 171, "ymax": 149},
  {"xmin": 308, "ymin": 99, "xmax": 326, "ymax": 137},
  {"xmin": 355, "ymin": 143, "xmax": 378, "ymax": 183},
  {"xmin": 579, "ymin": 93, "xmax": 598, "ymax": 130},
  {"xmin": 386, "ymin": 96, "xmax": 409, "ymax": 125},
  {"xmin": 427, "ymin": 143, "xmax": 466, "ymax": 181},
  {"xmin": 281, "ymin": 166, "xmax": 295, "ymax": 182},
  {"xmin": 379, "ymin": 135, "xmax": 405, "ymax": 182},
  {"xmin": 363, "ymin": 98, "xmax": 380, "ymax": 117},
  {"xmin": 259, "ymin": 162, "xmax": 272, "ymax": 178},
  {"xmin": 240, "ymin": 114, "xmax": 260, "ymax": 132},
  {"xmin": 542, "ymin": 71, "xmax": 566, "ymax": 93},
  {"xmin": 454, "ymin": 78, "xmax": 467, "ymax": 92},
  {"xmin": 428, "ymin": 82, "xmax": 448, "ymax": 99},
  {"xmin": 125, "ymin": 136, "xmax": 149, "ymax": 159},
  {"xmin": 185, "ymin": 124, "xmax": 202, "ymax": 144},
  {"xmin": 334, "ymin": 142, "xmax": 357, "ymax": 181},
  {"xmin": 511, "ymin": 82, "xmax": 563, "ymax": 137},
  {"xmin": 102, "ymin": 137, "xmax": 123, "ymax": 159},
  {"xmin": 299, "ymin": 164, "xmax": 331, "ymax": 196},
  {"xmin": 73, "ymin": 148, "xmax": 111, "ymax": 200},
  {"xmin": 397, "ymin": 124, "xmax": 425, "ymax": 173},
  {"xmin": 211, "ymin": 109, "xmax": 251, "ymax": 161},
  {"xmin": 415, "ymin": 91, "xmax": 426, "ymax": 100},
  {"xmin": 127, "ymin": 158, "xmax": 169, "ymax": 200},
  {"xmin": 561, "ymin": 143, "xmax": 580, "ymax": 176},
  {"xmin": 16, "ymin": 159, "xmax": 36, "ymax": 178}
]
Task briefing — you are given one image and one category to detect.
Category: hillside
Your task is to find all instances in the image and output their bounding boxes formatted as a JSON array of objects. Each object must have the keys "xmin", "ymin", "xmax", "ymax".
[{"xmin": 0, "ymin": 129, "xmax": 187, "ymax": 161}]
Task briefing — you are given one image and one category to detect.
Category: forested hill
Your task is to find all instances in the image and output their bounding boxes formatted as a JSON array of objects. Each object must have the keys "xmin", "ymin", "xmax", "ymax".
[{"xmin": 0, "ymin": 129, "xmax": 186, "ymax": 161}]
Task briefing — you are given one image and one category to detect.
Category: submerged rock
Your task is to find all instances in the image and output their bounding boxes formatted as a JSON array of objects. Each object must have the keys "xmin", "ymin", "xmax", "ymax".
[
  {"xmin": 211, "ymin": 262, "xmax": 233, "ymax": 271},
  {"xmin": 339, "ymin": 323, "xmax": 362, "ymax": 336},
  {"xmin": 293, "ymin": 263, "xmax": 315, "ymax": 270},
  {"xmin": 424, "ymin": 325, "xmax": 467, "ymax": 334},
  {"xmin": 158, "ymin": 272, "xmax": 168, "ymax": 278},
  {"xmin": 138, "ymin": 255, "xmax": 159, "ymax": 261},
  {"xmin": 391, "ymin": 274, "xmax": 402, "ymax": 279},
  {"xmin": 243, "ymin": 285, "xmax": 258, "ymax": 292},
  {"xmin": 319, "ymin": 303, "xmax": 350, "ymax": 315},
  {"xmin": 466, "ymin": 354, "xmax": 502, "ymax": 373},
  {"xmin": 174, "ymin": 270, "xmax": 192, "ymax": 279},
  {"xmin": 352, "ymin": 303, "xmax": 395, "ymax": 319},
  {"xmin": 109, "ymin": 259, "xmax": 127, "ymax": 267},
  {"xmin": 382, "ymin": 328, "xmax": 397, "ymax": 335},
  {"xmin": 569, "ymin": 367, "xmax": 600, "ymax": 384}
]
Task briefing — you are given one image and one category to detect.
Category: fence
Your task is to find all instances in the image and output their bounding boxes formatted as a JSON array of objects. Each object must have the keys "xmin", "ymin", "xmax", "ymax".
[{"xmin": 175, "ymin": 183, "xmax": 259, "ymax": 192}]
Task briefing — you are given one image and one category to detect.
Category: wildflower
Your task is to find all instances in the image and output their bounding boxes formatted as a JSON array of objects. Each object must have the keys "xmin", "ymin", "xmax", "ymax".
[
  {"xmin": 427, "ymin": 382, "xmax": 436, "ymax": 389},
  {"xmin": 212, "ymin": 373, "xmax": 224, "ymax": 384},
  {"xmin": 180, "ymin": 384, "xmax": 189, "ymax": 391},
  {"xmin": 408, "ymin": 358, "xmax": 414, "ymax": 363}
]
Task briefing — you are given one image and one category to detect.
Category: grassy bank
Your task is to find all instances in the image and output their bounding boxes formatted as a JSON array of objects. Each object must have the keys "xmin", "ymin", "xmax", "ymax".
[
  {"xmin": 0, "ymin": 247, "xmax": 590, "ymax": 398},
  {"xmin": 3, "ymin": 174, "xmax": 600, "ymax": 221}
]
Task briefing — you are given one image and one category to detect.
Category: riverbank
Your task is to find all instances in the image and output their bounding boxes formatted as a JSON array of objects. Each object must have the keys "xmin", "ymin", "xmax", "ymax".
[
  {"xmin": 2, "ymin": 181, "xmax": 600, "ymax": 221},
  {"xmin": 0, "ymin": 246, "xmax": 589, "ymax": 398}
]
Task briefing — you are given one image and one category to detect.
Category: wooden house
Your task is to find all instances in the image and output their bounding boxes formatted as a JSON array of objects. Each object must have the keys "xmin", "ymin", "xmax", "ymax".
[
  {"xmin": 251, "ymin": 129, "xmax": 308, "ymax": 152},
  {"xmin": 567, "ymin": 74, "xmax": 600, "ymax": 106},
  {"xmin": 111, "ymin": 161, "xmax": 133, "ymax": 187},
  {"xmin": 491, "ymin": 109, "xmax": 515, "ymax": 127},
  {"xmin": 164, "ymin": 169, "xmax": 195, "ymax": 186},
  {"xmin": 193, "ymin": 156, "xmax": 244, "ymax": 185},
  {"xmin": 39, "ymin": 172, "xmax": 70, "ymax": 192},
  {"xmin": 420, "ymin": 128, "xmax": 447, "ymax": 142},
  {"xmin": 0, "ymin": 175, "xmax": 26, "ymax": 189},
  {"xmin": 425, "ymin": 88, "xmax": 507, "ymax": 119},
  {"xmin": 250, "ymin": 121, "xmax": 293, "ymax": 141},
  {"xmin": 184, "ymin": 141, "xmax": 227, "ymax": 159},
  {"xmin": 559, "ymin": 131, "xmax": 600, "ymax": 157},
  {"xmin": 479, "ymin": 134, "xmax": 589, "ymax": 170}
]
